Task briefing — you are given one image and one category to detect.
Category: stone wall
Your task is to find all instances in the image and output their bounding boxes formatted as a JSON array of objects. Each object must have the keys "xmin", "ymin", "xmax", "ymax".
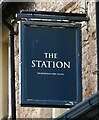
[
  {"xmin": 12, "ymin": 0, "xmax": 97, "ymax": 118},
  {"xmin": 82, "ymin": 0, "xmax": 97, "ymax": 99}
]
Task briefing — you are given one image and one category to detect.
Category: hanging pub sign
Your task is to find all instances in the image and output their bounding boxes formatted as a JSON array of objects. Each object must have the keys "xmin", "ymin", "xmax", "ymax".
[{"xmin": 19, "ymin": 21, "xmax": 82, "ymax": 107}]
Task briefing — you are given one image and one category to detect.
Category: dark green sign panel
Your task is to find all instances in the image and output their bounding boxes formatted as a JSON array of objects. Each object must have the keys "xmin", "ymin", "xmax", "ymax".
[{"xmin": 19, "ymin": 21, "xmax": 82, "ymax": 107}]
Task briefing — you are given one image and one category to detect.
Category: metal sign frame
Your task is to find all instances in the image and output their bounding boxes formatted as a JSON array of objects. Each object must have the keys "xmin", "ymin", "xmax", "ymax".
[{"xmin": 19, "ymin": 21, "xmax": 82, "ymax": 108}]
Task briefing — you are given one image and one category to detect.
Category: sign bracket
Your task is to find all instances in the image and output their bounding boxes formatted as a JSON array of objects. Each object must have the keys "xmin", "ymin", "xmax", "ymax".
[{"xmin": 14, "ymin": 10, "xmax": 89, "ymax": 23}]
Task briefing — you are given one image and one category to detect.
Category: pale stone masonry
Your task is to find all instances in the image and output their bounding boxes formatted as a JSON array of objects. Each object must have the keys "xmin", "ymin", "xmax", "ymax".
[
  {"xmin": 82, "ymin": 0, "xmax": 97, "ymax": 99},
  {"xmin": 8, "ymin": 0, "xmax": 97, "ymax": 118}
]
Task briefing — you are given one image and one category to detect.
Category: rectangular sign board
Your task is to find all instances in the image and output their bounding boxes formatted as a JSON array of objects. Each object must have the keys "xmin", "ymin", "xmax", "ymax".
[{"xmin": 19, "ymin": 21, "xmax": 82, "ymax": 107}]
